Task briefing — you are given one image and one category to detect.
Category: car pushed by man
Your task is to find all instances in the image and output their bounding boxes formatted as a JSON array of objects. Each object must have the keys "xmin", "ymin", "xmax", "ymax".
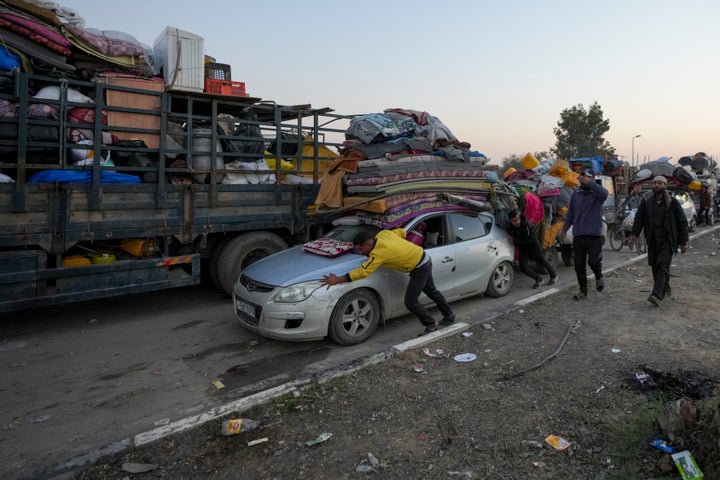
[{"xmin": 233, "ymin": 207, "xmax": 515, "ymax": 345}]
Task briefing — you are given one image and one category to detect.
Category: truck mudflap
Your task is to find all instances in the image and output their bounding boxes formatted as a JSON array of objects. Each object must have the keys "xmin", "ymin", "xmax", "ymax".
[{"xmin": 0, "ymin": 252, "xmax": 200, "ymax": 313}]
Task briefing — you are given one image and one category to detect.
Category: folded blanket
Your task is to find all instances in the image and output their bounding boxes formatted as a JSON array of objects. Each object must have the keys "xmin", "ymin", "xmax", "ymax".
[{"xmin": 303, "ymin": 237, "xmax": 354, "ymax": 258}]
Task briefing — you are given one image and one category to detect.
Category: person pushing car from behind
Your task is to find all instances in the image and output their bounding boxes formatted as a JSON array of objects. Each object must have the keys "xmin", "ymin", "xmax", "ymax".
[{"xmin": 320, "ymin": 228, "xmax": 454, "ymax": 336}]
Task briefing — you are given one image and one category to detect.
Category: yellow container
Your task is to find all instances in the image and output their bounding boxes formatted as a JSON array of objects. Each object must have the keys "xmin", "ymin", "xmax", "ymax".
[
  {"xmin": 689, "ymin": 180, "xmax": 702, "ymax": 191},
  {"xmin": 63, "ymin": 255, "xmax": 91, "ymax": 268},
  {"xmin": 91, "ymin": 253, "xmax": 117, "ymax": 265},
  {"xmin": 121, "ymin": 238, "xmax": 158, "ymax": 257},
  {"xmin": 549, "ymin": 159, "xmax": 569, "ymax": 176},
  {"xmin": 503, "ymin": 167, "xmax": 517, "ymax": 179},
  {"xmin": 520, "ymin": 153, "xmax": 540, "ymax": 169},
  {"xmin": 562, "ymin": 171, "xmax": 579, "ymax": 188}
]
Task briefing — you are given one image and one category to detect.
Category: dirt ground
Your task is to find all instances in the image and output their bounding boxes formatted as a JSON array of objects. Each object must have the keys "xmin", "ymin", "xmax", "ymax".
[{"xmin": 76, "ymin": 231, "xmax": 720, "ymax": 480}]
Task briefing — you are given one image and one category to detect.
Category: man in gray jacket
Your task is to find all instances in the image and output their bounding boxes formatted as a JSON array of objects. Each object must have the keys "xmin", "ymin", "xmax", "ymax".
[
  {"xmin": 629, "ymin": 175, "xmax": 689, "ymax": 306},
  {"xmin": 562, "ymin": 169, "xmax": 608, "ymax": 300}
]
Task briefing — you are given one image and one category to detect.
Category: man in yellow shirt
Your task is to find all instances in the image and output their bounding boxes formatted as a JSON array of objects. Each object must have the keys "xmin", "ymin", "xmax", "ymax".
[{"xmin": 321, "ymin": 228, "xmax": 455, "ymax": 336}]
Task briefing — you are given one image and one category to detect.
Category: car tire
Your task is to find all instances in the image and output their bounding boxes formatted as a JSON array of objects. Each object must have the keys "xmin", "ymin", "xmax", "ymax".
[
  {"xmin": 485, "ymin": 261, "xmax": 514, "ymax": 298},
  {"xmin": 328, "ymin": 288, "xmax": 380, "ymax": 346},
  {"xmin": 213, "ymin": 232, "xmax": 288, "ymax": 296}
]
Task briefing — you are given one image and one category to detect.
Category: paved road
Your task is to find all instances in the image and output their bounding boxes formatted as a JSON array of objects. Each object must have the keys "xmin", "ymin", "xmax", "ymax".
[{"xmin": 2, "ymin": 231, "xmax": 712, "ymax": 480}]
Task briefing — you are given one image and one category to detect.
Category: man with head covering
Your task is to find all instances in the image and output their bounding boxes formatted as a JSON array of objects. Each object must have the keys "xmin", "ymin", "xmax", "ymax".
[
  {"xmin": 562, "ymin": 169, "xmax": 608, "ymax": 300},
  {"xmin": 629, "ymin": 176, "xmax": 689, "ymax": 306}
]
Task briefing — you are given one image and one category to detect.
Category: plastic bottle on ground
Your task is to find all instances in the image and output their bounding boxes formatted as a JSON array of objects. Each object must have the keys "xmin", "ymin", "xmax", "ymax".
[{"xmin": 221, "ymin": 418, "xmax": 259, "ymax": 435}]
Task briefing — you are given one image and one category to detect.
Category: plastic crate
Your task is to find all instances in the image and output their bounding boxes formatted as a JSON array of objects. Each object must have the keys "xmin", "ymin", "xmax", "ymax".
[
  {"xmin": 204, "ymin": 78, "xmax": 247, "ymax": 97},
  {"xmin": 204, "ymin": 62, "xmax": 231, "ymax": 81}
]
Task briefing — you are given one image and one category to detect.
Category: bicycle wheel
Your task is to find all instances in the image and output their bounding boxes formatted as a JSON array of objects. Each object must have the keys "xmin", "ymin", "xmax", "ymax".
[
  {"xmin": 635, "ymin": 233, "xmax": 647, "ymax": 254},
  {"xmin": 608, "ymin": 225, "xmax": 624, "ymax": 251}
]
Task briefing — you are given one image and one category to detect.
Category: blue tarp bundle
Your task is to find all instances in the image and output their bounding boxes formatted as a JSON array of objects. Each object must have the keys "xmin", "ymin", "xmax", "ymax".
[{"xmin": 28, "ymin": 170, "xmax": 141, "ymax": 184}]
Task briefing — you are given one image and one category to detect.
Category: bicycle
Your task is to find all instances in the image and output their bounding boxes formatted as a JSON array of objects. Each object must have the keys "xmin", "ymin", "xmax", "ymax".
[{"xmin": 608, "ymin": 222, "xmax": 646, "ymax": 253}]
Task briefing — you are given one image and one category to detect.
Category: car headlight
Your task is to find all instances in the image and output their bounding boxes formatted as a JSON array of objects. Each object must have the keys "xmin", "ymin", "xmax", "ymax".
[{"xmin": 272, "ymin": 281, "xmax": 323, "ymax": 303}]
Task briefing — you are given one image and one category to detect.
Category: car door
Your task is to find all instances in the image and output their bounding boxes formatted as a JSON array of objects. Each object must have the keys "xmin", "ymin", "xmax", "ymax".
[
  {"xmin": 385, "ymin": 213, "xmax": 456, "ymax": 317},
  {"xmin": 446, "ymin": 212, "xmax": 500, "ymax": 298}
]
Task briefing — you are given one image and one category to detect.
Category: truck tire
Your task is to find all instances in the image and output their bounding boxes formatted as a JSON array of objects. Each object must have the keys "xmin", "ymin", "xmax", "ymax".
[
  {"xmin": 213, "ymin": 232, "xmax": 288, "ymax": 296},
  {"xmin": 328, "ymin": 288, "xmax": 380, "ymax": 346},
  {"xmin": 208, "ymin": 236, "xmax": 232, "ymax": 289}
]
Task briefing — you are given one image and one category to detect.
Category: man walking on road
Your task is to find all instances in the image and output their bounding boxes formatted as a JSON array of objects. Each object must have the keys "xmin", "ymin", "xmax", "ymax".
[
  {"xmin": 629, "ymin": 175, "xmax": 689, "ymax": 306},
  {"xmin": 562, "ymin": 169, "xmax": 608, "ymax": 300}
]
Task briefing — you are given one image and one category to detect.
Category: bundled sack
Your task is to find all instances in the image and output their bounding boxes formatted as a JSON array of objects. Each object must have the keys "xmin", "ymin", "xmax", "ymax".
[
  {"xmin": 638, "ymin": 160, "xmax": 674, "ymax": 177},
  {"xmin": 224, "ymin": 159, "xmax": 276, "ymax": 185}
]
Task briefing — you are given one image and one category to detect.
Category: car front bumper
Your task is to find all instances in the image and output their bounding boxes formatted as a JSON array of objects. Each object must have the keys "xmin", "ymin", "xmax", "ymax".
[{"xmin": 233, "ymin": 288, "xmax": 336, "ymax": 342}]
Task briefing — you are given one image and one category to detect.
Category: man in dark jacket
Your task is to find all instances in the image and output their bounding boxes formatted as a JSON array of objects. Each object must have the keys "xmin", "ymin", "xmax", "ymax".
[
  {"xmin": 506, "ymin": 210, "xmax": 558, "ymax": 289},
  {"xmin": 629, "ymin": 175, "xmax": 689, "ymax": 306},
  {"xmin": 562, "ymin": 169, "xmax": 608, "ymax": 300}
]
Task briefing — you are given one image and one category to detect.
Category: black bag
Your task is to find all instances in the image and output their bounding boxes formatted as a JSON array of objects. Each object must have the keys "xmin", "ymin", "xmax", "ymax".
[
  {"xmin": 216, "ymin": 111, "xmax": 264, "ymax": 162},
  {"xmin": 112, "ymin": 139, "xmax": 156, "ymax": 167},
  {"xmin": 673, "ymin": 166, "xmax": 693, "ymax": 185},
  {"xmin": 267, "ymin": 131, "xmax": 300, "ymax": 156}
]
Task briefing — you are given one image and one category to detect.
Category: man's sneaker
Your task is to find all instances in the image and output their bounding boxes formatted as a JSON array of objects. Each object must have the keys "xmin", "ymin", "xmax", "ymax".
[
  {"xmin": 532, "ymin": 279, "xmax": 544, "ymax": 289},
  {"xmin": 418, "ymin": 321, "xmax": 439, "ymax": 336},
  {"xmin": 596, "ymin": 277, "xmax": 605, "ymax": 292},
  {"xmin": 440, "ymin": 315, "xmax": 456, "ymax": 326},
  {"xmin": 573, "ymin": 291, "xmax": 587, "ymax": 300},
  {"xmin": 547, "ymin": 275, "xmax": 558, "ymax": 286},
  {"xmin": 648, "ymin": 294, "xmax": 660, "ymax": 307}
]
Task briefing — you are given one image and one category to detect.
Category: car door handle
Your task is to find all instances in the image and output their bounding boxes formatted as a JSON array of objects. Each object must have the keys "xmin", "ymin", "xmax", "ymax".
[{"xmin": 441, "ymin": 256, "xmax": 453, "ymax": 263}]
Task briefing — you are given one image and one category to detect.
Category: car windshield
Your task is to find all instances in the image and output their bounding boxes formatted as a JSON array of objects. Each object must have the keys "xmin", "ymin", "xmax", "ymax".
[{"xmin": 323, "ymin": 224, "xmax": 382, "ymax": 243}]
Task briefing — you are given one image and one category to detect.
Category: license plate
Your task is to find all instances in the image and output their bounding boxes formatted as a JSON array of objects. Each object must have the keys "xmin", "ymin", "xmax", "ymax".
[{"xmin": 234, "ymin": 297, "xmax": 258, "ymax": 324}]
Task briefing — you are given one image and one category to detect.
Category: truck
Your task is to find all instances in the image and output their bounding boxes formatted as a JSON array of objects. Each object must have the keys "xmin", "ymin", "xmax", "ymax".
[{"xmin": 0, "ymin": 71, "xmax": 346, "ymax": 313}]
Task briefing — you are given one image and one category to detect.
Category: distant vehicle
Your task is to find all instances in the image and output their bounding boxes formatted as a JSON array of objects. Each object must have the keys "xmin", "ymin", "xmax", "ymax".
[
  {"xmin": 233, "ymin": 208, "xmax": 515, "ymax": 345},
  {"xmin": 673, "ymin": 190, "xmax": 698, "ymax": 232}
]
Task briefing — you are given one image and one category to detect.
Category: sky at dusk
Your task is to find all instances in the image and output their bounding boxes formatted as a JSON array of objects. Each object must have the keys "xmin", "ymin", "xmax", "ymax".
[{"xmin": 57, "ymin": 0, "xmax": 720, "ymax": 165}]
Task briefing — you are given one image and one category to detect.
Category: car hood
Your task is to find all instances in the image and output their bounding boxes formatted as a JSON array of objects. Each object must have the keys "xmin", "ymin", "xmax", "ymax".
[{"xmin": 241, "ymin": 246, "xmax": 367, "ymax": 287}]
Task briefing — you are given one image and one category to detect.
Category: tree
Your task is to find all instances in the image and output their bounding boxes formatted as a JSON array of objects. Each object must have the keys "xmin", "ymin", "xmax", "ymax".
[{"xmin": 551, "ymin": 102, "xmax": 615, "ymax": 160}]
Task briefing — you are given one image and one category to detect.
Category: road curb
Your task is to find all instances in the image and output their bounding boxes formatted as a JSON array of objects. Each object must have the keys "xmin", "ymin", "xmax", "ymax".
[{"xmin": 35, "ymin": 225, "xmax": 719, "ymax": 479}]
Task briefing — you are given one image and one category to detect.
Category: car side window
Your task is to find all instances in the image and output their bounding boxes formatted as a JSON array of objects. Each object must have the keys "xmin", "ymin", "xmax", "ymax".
[
  {"xmin": 448, "ymin": 213, "xmax": 488, "ymax": 243},
  {"xmin": 422, "ymin": 216, "xmax": 446, "ymax": 249}
]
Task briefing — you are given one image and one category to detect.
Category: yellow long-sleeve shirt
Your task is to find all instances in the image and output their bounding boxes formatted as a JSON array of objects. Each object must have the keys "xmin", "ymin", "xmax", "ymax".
[{"xmin": 347, "ymin": 228, "xmax": 424, "ymax": 282}]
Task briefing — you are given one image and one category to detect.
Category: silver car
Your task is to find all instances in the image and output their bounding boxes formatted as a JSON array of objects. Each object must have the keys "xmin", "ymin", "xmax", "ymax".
[{"xmin": 233, "ymin": 209, "xmax": 515, "ymax": 345}]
